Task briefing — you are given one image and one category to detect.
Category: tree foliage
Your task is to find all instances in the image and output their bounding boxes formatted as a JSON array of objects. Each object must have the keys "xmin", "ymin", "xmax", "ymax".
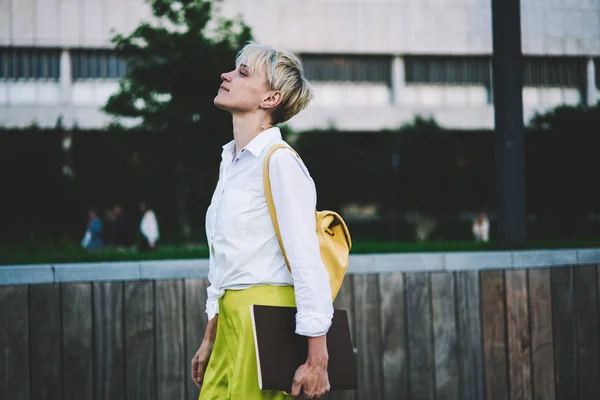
[
  {"xmin": 525, "ymin": 102, "xmax": 600, "ymax": 235},
  {"xmin": 529, "ymin": 103, "xmax": 600, "ymax": 132},
  {"xmin": 104, "ymin": 0, "xmax": 252, "ymax": 133},
  {"xmin": 102, "ymin": 0, "xmax": 253, "ymax": 238}
]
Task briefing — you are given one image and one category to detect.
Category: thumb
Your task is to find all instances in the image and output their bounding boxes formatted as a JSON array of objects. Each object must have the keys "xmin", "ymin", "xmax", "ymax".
[{"xmin": 291, "ymin": 374, "xmax": 302, "ymax": 397}]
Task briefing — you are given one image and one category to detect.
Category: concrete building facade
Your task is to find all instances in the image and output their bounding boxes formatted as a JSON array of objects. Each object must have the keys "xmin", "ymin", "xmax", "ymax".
[{"xmin": 0, "ymin": 0, "xmax": 599, "ymax": 130}]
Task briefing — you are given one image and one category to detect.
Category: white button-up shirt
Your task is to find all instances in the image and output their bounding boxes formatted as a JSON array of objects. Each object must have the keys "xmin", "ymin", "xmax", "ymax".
[
  {"xmin": 140, "ymin": 210, "xmax": 160, "ymax": 246},
  {"xmin": 205, "ymin": 127, "xmax": 333, "ymax": 337}
]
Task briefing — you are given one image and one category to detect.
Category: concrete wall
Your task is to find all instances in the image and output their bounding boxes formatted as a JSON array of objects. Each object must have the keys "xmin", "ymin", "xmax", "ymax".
[
  {"xmin": 0, "ymin": 0, "xmax": 599, "ymax": 55},
  {"xmin": 0, "ymin": 0, "xmax": 599, "ymax": 130},
  {"xmin": 0, "ymin": 0, "xmax": 151, "ymax": 47}
]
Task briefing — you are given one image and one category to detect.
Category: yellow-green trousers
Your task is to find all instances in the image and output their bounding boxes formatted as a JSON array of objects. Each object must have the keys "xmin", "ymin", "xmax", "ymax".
[{"xmin": 199, "ymin": 285, "xmax": 296, "ymax": 400}]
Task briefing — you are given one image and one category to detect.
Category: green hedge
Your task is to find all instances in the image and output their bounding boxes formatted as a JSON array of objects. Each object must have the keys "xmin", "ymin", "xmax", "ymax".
[
  {"xmin": 3, "ymin": 239, "xmax": 600, "ymax": 266},
  {"xmin": 1, "ymin": 105, "xmax": 600, "ymax": 246}
]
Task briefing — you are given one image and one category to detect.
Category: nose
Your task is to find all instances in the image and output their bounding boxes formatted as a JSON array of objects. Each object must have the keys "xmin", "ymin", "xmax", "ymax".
[{"xmin": 221, "ymin": 71, "xmax": 232, "ymax": 82}]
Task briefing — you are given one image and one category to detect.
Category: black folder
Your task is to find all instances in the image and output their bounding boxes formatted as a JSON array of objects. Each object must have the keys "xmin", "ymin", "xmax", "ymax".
[{"xmin": 250, "ymin": 305, "xmax": 358, "ymax": 392}]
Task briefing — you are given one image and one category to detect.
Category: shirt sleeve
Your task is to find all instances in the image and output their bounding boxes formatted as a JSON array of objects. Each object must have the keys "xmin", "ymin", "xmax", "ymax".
[
  {"xmin": 269, "ymin": 149, "xmax": 334, "ymax": 337},
  {"xmin": 205, "ymin": 283, "xmax": 223, "ymax": 321}
]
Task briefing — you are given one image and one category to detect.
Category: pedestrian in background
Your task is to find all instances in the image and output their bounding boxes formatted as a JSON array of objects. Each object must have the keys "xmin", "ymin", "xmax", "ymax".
[
  {"xmin": 472, "ymin": 211, "xmax": 490, "ymax": 242},
  {"xmin": 81, "ymin": 208, "xmax": 104, "ymax": 250},
  {"xmin": 139, "ymin": 201, "xmax": 160, "ymax": 251}
]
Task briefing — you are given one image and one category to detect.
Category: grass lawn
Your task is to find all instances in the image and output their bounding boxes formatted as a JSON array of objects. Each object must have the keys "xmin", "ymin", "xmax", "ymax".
[{"xmin": 1, "ymin": 239, "xmax": 599, "ymax": 266}]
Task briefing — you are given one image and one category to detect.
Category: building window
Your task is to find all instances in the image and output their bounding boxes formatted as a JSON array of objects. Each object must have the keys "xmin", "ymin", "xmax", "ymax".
[
  {"xmin": 405, "ymin": 56, "xmax": 491, "ymax": 85},
  {"xmin": 301, "ymin": 55, "xmax": 391, "ymax": 84},
  {"xmin": 523, "ymin": 57, "xmax": 586, "ymax": 87},
  {"xmin": 71, "ymin": 49, "xmax": 128, "ymax": 80},
  {"xmin": 0, "ymin": 47, "xmax": 60, "ymax": 80}
]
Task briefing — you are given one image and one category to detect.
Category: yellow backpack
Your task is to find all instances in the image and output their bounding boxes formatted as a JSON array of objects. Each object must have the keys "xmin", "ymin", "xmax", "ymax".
[{"xmin": 263, "ymin": 144, "xmax": 352, "ymax": 301}]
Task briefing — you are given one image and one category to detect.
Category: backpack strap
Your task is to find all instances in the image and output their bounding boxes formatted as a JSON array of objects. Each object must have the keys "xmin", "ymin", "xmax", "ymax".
[{"xmin": 263, "ymin": 144, "xmax": 302, "ymax": 273}]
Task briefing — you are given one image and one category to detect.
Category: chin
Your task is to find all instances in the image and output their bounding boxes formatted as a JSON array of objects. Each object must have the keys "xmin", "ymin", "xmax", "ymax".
[{"xmin": 213, "ymin": 95, "xmax": 229, "ymax": 110}]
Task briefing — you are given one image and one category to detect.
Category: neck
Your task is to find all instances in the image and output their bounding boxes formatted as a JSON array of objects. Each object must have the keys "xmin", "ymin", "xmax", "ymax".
[{"xmin": 231, "ymin": 113, "xmax": 272, "ymax": 155}]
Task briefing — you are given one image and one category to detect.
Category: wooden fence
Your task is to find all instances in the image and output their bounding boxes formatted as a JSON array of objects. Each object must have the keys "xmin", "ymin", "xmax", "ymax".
[{"xmin": 1, "ymin": 252, "xmax": 600, "ymax": 400}]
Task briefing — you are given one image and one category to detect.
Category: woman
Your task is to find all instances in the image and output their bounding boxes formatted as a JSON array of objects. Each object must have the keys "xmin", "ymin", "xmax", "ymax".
[{"xmin": 190, "ymin": 42, "xmax": 333, "ymax": 399}]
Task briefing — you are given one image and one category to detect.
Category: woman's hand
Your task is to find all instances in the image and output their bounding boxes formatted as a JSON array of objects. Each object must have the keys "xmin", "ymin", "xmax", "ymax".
[
  {"xmin": 191, "ymin": 315, "xmax": 218, "ymax": 390},
  {"xmin": 291, "ymin": 335, "xmax": 330, "ymax": 399},
  {"xmin": 191, "ymin": 339, "xmax": 214, "ymax": 389}
]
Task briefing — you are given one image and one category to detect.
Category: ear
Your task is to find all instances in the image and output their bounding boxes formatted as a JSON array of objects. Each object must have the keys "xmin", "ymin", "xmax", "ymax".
[{"xmin": 260, "ymin": 90, "xmax": 283, "ymax": 110}]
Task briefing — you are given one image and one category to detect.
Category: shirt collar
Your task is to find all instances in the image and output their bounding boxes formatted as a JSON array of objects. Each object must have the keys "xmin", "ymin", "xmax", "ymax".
[
  {"xmin": 220, "ymin": 127, "xmax": 282, "ymax": 159},
  {"xmin": 245, "ymin": 127, "xmax": 282, "ymax": 156},
  {"xmin": 221, "ymin": 140, "xmax": 236, "ymax": 160}
]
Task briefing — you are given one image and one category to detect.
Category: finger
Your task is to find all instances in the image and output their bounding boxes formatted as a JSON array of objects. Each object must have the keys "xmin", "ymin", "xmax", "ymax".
[
  {"xmin": 198, "ymin": 364, "xmax": 208, "ymax": 381},
  {"xmin": 291, "ymin": 377, "xmax": 302, "ymax": 397},
  {"xmin": 309, "ymin": 386, "xmax": 325, "ymax": 399},
  {"xmin": 194, "ymin": 369, "xmax": 204, "ymax": 390},
  {"xmin": 303, "ymin": 383, "xmax": 318, "ymax": 399},
  {"xmin": 191, "ymin": 358, "xmax": 198, "ymax": 380},
  {"xmin": 317, "ymin": 385, "xmax": 328, "ymax": 397}
]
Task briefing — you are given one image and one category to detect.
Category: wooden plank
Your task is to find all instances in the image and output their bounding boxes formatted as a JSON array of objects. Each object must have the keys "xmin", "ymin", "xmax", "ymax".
[
  {"xmin": 62, "ymin": 283, "xmax": 94, "ymax": 400},
  {"xmin": 481, "ymin": 270, "xmax": 508, "ymax": 400},
  {"xmin": 431, "ymin": 272, "xmax": 459, "ymax": 400},
  {"xmin": 551, "ymin": 266, "xmax": 577, "ymax": 400},
  {"xmin": 156, "ymin": 280, "xmax": 185, "ymax": 400},
  {"xmin": 456, "ymin": 271, "xmax": 485, "ymax": 400},
  {"xmin": 125, "ymin": 281, "xmax": 156, "ymax": 400},
  {"xmin": 528, "ymin": 268, "xmax": 555, "ymax": 400},
  {"xmin": 30, "ymin": 284, "xmax": 63, "ymax": 400},
  {"xmin": 574, "ymin": 266, "xmax": 600, "ymax": 399},
  {"xmin": 379, "ymin": 273, "xmax": 408, "ymax": 400},
  {"xmin": 353, "ymin": 274, "xmax": 384, "ymax": 400},
  {"xmin": 506, "ymin": 269, "xmax": 533, "ymax": 400},
  {"xmin": 334, "ymin": 274, "xmax": 356, "ymax": 341},
  {"xmin": 93, "ymin": 282, "xmax": 125, "ymax": 400},
  {"xmin": 0, "ymin": 285, "xmax": 30, "ymax": 400},
  {"xmin": 185, "ymin": 278, "xmax": 209, "ymax": 400},
  {"xmin": 405, "ymin": 272, "xmax": 435, "ymax": 400},
  {"xmin": 332, "ymin": 274, "xmax": 357, "ymax": 400}
]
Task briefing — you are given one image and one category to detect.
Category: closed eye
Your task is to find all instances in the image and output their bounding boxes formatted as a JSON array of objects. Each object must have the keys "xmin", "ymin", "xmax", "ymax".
[{"xmin": 239, "ymin": 64, "xmax": 250, "ymax": 77}]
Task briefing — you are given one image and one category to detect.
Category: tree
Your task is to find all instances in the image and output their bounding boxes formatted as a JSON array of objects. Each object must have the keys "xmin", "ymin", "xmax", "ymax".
[
  {"xmin": 525, "ymin": 103, "xmax": 600, "ymax": 238},
  {"xmin": 105, "ymin": 0, "xmax": 251, "ymax": 132},
  {"xmin": 103, "ymin": 0, "xmax": 252, "ymax": 239}
]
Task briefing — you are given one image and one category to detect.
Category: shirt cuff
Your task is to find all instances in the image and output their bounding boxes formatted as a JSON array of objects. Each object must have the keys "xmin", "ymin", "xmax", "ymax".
[
  {"xmin": 295, "ymin": 311, "xmax": 333, "ymax": 337},
  {"xmin": 206, "ymin": 298, "xmax": 220, "ymax": 321}
]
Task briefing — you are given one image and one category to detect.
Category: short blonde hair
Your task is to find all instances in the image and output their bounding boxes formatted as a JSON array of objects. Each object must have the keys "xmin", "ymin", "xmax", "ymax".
[{"xmin": 236, "ymin": 42, "xmax": 313, "ymax": 124}]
